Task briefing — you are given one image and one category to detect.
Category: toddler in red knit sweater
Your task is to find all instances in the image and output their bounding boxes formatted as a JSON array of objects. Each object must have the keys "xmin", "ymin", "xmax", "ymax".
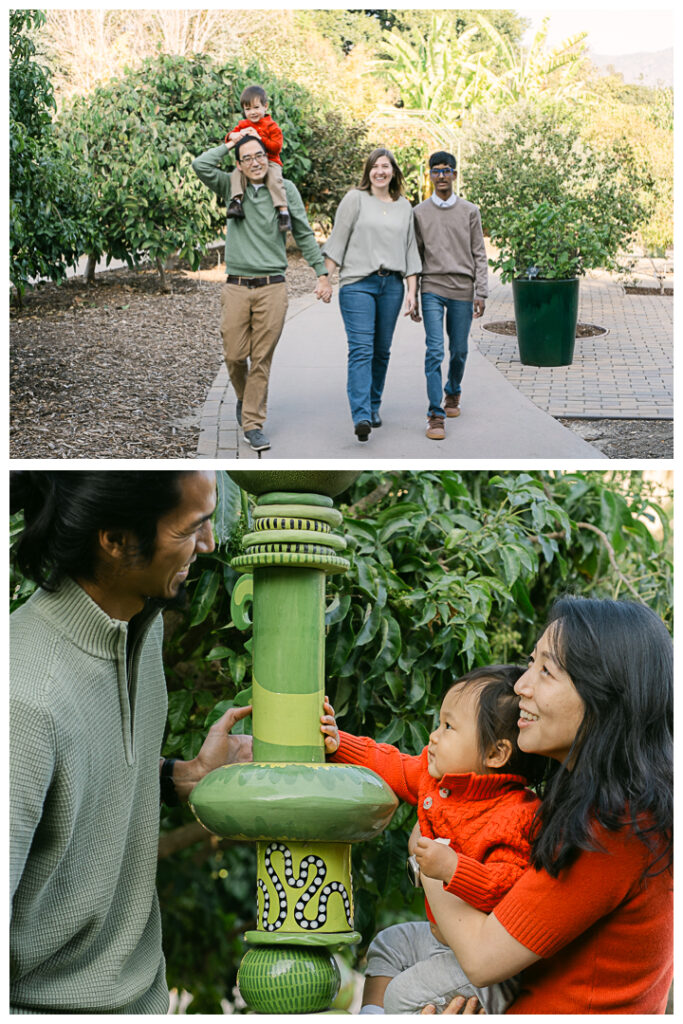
[
  {"xmin": 321, "ymin": 665, "xmax": 550, "ymax": 1015},
  {"xmin": 225, "ymin": 84, "xmax": 291, "ymax": 233}
]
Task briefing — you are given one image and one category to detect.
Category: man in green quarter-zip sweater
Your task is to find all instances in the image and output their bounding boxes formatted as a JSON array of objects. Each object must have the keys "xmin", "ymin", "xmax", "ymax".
[
  {"xmin": 193, "ymin": 134, "xmax": 332, "ymax": 452},
  {"xmin": 10, "ymin": 470, "xmax": 253, "ymax": 1014}
]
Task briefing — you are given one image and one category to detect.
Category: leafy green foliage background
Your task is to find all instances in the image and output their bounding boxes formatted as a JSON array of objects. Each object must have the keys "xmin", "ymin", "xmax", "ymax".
[
  {"xmin": 9, "ymin": 11, "xmax": 89, "ymax": 298},
  {"xmin": 12, "ymin": 12, "xmax": 671, "ymax": 297}
]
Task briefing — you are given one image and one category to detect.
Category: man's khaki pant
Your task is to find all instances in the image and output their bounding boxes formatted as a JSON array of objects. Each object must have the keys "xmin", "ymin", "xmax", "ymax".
[{"xmin": 220, "ymin": 281, "xmax": 288, "ymax": 431}]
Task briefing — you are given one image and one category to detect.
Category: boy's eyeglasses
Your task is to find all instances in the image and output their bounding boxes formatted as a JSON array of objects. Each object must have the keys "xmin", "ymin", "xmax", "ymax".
[
  {"xmin": 240, "ymin": 153, "xmax": 267, "ymax": 165},
  {"xmin": 430, "ymin": 167, "xmax": 455, "ymax": 177}
]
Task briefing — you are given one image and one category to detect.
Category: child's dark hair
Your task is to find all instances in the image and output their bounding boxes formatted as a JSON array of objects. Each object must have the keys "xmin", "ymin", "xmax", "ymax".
[
  {"xmin": 240, "ymin": 85, "xmax": 268, "ymax": 109},
  {"xmin": 449, "ymin": 665, "xmax": 550, "ymax": 787}
]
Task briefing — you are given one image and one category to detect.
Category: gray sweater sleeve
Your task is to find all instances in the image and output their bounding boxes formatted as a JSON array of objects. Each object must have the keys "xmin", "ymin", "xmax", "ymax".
[
  {"xmin": 321, "ymin": 189, "xmax": 361, "ymax": 267},
  {"xmin": 10, "ymin": 698, "xmax": 55, "ymax": 907},
  {"xmin": 404, "ymin": 207, "xmax": 422, "ymax": 278}
]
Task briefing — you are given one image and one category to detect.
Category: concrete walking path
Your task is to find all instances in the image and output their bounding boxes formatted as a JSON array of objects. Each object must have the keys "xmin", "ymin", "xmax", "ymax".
[{"xmin": 197, "ymin": 289, "xmax": 604, "ymax": 460}]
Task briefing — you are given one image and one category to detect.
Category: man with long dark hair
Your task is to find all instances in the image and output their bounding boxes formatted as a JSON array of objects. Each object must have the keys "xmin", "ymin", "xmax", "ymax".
[{"xmin": 10, "ymin": 471, "xmax": 252, "ymax": 1013}]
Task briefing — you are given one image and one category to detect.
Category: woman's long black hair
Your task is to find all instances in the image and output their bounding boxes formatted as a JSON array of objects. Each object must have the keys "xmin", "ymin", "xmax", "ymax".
[
  {"xmin": 530, "ymin": 596, "xmax": 672, "ymax": 879},
  {"xmin": 10, "ymin": 470, "xmax": 191, "ymax": 591}
]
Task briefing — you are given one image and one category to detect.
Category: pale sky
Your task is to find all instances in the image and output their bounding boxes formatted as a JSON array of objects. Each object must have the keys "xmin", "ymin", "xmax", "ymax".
[{"xmin": 516, "ymin": 8, "xmax": 674, "ymax": 55}]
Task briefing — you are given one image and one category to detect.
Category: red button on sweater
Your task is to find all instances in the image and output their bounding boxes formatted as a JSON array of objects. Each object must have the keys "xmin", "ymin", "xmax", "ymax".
[{"xmin": 331, "ymin": 731, "xmax": 540, "ymax": 918}]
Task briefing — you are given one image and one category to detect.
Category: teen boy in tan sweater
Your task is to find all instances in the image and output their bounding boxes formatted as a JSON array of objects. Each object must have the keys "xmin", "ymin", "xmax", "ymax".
[{"xmin": 412, "ymin": 151, "xmax": 488, "ymax": 440}]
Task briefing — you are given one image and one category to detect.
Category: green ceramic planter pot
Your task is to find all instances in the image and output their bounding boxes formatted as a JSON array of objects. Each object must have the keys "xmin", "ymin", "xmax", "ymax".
[{"xmin": 512, "ymin": 278, "xmax": 579, "ymax": 366}]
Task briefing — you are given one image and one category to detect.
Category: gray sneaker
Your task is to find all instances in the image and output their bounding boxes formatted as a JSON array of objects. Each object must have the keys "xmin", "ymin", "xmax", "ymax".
[
  {"xmin": 236, "ymin": 399, "xmax": 242, "ymax": 426},
  {"xmin": 243, "ymin": 428, "xmax": 270, "ymax": 451}
]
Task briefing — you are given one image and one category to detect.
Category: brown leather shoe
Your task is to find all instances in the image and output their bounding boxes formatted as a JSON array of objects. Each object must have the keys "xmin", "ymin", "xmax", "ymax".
[
  {"xmin": 426, "ymin": 415, "xmax": 446, "ymax": 440},
  {"xmin": 444, "ymin": 393, "xmax": 461, "ymax": 417}
]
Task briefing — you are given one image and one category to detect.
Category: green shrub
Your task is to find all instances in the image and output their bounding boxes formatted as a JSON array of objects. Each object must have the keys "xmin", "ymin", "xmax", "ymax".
[
  {"xmin": 463, "ymin": 104, "xmax": 653, "ymax": 278},
  {"xmin": 59, "ymin": 54, "xmax": 238, "ymax": 275},
  {"xmin": 10, "ymin": 11, "xmax": 89, "ymax": 299}
]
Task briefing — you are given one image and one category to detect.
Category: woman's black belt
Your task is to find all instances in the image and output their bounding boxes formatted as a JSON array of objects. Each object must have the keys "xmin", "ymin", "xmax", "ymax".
[
  {"xmin": 376, "ymin": 267, "xmax": 402, "ymax": 277},
  {"xmin": 226, "ymin": 274, "xmax": 286, "ymax": 288}
]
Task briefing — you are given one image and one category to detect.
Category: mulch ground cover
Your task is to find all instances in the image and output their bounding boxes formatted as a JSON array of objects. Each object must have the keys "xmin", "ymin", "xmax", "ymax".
[
  {"xmin": 483, "ymin": 321, "xmax": 607, "ymax": 338},
  {"xmin": 10, "ymin": 250, "xmax": 317, "ymax": 459}
]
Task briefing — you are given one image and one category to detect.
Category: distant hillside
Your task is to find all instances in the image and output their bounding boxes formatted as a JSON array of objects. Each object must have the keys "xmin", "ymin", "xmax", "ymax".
[{"xmin": 589, "ymin": 48, "xmax": 673, "ymax": 88}]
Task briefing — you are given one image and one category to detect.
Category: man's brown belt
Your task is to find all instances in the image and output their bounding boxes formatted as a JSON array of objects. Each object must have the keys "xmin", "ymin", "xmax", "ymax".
[{"xmin": 226, "ymin": 274, "xmax": 286, "ymax": 288}]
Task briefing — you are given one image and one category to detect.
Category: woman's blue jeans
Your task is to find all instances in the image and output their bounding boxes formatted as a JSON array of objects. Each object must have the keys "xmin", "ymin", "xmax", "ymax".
[
  {"xmin": 338, "ymin": 273, "xmax": 404, "ymax": 425},
  {"xmin": 422, "ymin": 291, "xmax": 473, "ymax": 418}
]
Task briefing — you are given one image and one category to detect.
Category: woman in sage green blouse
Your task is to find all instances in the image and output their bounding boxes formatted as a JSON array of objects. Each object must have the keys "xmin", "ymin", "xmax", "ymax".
[{"xmin": 323, "ymin": 148, "xmax": 421, "ymax": 442}]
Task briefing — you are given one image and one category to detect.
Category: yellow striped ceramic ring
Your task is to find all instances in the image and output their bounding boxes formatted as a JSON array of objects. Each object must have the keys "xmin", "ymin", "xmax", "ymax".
[
  {"xmin": 231, "ymin": 551, "xmax": 350, "ymax": 573},
  {"xmin": 254, "ymin": 517, "xmax": 331, "ymax": 533},
  {"xmin": 242, "ymin": 529, "xmax": 347, "ymax": 551},
  {"xmin": 246, "ymin": 543, "xmax": 336, "ymax": 556},
  {"xmin": 252, "ymin": 505, "xmax": 343, "ymax": 528}
]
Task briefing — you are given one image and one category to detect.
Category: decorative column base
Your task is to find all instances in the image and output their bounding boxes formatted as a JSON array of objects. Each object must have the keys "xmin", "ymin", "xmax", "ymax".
[{"xmin": 238, "ymin": 945, "xmax": 341, "ymax": 1014}]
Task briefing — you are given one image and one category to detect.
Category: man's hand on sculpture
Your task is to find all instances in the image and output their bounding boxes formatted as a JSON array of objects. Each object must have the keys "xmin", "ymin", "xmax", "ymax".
[
  {"xmin": 320, "ymin": 696, "xmax": 340, "ymax": 753},
  {"xmin": 174, "ymin": 704, "xmax": 253, "ymax": 801}
]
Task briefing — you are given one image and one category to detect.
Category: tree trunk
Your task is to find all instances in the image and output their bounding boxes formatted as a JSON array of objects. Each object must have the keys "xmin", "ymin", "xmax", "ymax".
[
  {"xmin": 156, "ymin": 256, "xmax": 173, "ymax": 293},
  {"xmin": 84, "ymin": 254, "xmax": 96, "ymax": 284}
]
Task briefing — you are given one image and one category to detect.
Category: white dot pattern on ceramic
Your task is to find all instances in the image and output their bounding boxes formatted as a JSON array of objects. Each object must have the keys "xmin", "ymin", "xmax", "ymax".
[{"xmin": 259, "ymin": 842, "xmax": 352, "ymax": 931}]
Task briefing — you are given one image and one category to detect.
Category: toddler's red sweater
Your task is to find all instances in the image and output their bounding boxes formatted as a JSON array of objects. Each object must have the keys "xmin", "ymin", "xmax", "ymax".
[
  {"xmin": 227, "ymin": 114, "xmax": 283, "ymax": 165},
  {"xmin": 331, "ymin": 731, "xmax": 539, "ymax": 917}
]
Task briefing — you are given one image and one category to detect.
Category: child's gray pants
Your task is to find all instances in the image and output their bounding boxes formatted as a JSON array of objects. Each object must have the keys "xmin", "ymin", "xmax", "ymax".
[{"xmin": 365, "ymin": 921, "xmax": 519, "ymax": 1014}]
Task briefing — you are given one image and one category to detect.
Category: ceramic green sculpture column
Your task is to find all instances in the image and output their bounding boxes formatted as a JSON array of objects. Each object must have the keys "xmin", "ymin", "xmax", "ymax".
[{"xmin": 189, "ymin": 472, "xmax": 398, "ymax": 1014}]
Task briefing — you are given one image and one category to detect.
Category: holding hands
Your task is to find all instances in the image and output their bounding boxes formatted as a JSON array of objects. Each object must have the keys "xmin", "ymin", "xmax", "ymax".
[
  {"xmin": 315, "ymin": 276, "xmax": 333, "ymax": 303},
  {"xmin": 320, "ymin": 695, "xmax": 340, "ymax": 753}
]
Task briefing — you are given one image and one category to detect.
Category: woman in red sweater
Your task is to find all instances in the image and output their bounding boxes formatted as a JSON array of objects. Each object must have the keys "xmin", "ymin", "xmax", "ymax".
[
  {"xmin": 323, "ymin": 665, "xmax": 551, "ymax": 1014},
  {"xmin": 419, "ymin": 596, "xmax": 673, "ymax": 1014}
]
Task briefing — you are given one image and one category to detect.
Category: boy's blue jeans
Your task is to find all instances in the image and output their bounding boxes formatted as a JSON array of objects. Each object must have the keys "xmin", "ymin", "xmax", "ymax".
[
  {"xmin": 338, "ymin": 273, "xmax": 404, "ymax": 426},
  {"xmin": 422, "ymin": 291, "xmax": 473, "ymax": 418}
]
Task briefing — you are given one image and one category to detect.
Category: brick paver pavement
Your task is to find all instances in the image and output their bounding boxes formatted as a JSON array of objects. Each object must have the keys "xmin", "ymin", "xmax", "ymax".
[{"xmin": 474, "ymin": 273, "xmax": 673, "ymax": 419}]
